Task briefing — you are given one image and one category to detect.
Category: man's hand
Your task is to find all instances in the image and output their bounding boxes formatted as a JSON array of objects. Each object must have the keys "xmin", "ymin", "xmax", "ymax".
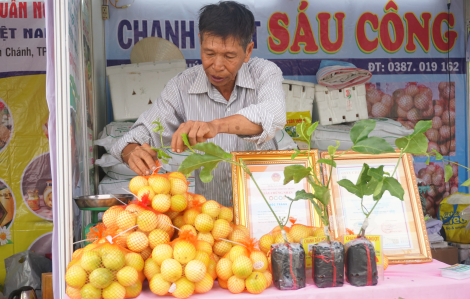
[
  {"xmin": 171, "ymin": 120, "xmax": 219, "ymax": 153},
  {"xmin": 122, "ymin": 143, "xmax": 158, "ymax": 175}
]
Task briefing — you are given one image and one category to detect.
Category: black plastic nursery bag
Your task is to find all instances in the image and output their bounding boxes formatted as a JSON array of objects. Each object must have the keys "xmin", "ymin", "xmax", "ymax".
[
  {"xmin": 312, "ymin": 240, "xmax": 345, "ymax": 288},
  {"xmin": 345, "ymin": 237, "xmax": 378, "ymax": 287},
  {"xmin": 271, "ymin": 242, "xmax": 306, "ymax": 290}
]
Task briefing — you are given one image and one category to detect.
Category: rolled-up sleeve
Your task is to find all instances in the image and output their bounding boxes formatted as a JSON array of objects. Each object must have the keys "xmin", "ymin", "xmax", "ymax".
[
  {"xmin": 110, "ymin": 76, "xmax": 185, "ymax": 163},
  {"xmin": 236, "ymin": 64, "xmax": 286, "ymax": 148}
]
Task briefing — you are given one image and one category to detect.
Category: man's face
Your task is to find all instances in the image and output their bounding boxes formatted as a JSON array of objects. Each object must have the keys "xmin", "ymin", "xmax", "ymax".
[{"xmin": 200, "ymin": 33, "xmax": 254, "ymax": 89}]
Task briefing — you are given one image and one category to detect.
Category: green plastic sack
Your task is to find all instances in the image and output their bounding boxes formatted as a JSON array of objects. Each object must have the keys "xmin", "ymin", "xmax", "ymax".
[{"xmin": 438, "ymin": 193, "xmax": 470, "ymax": 244}]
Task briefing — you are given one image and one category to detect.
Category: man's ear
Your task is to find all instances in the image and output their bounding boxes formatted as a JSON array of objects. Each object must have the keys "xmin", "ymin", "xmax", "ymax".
[
  {"xmin": 198, "ymin": 33, "xmax": 202, "ymax": 46},
  {"xmin": 244, "ymin": 41, "xmax": 254, "ymax": 63}
]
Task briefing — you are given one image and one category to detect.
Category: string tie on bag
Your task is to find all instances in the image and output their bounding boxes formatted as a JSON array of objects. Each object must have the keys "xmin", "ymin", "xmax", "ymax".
[
  {"xmin": 86, "ymin": 223, "xmax": 107, "ymax": 242},
  {"xmin": 363, "ymin": 240, "xmax": 373, "ymax": 286},
  {"xmin": 132, "ymin": 193, "xmax": 151, "ymax": 207},
  {"xmin": 189, "ymin": 199, "xmax": 203, "ymax": 212},
  {"xmin": 313, "ymin": 246, "xmax": 337, "ymax": 286},
  {"xmin": 286, "ymin": 243, "xmax": 297, "ymax": 289}
]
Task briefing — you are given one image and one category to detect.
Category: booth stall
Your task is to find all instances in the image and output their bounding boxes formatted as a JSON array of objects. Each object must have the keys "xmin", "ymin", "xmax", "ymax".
[{"xmin": 2, "ymin": 0, "xmax": 470, "ymax": 298}]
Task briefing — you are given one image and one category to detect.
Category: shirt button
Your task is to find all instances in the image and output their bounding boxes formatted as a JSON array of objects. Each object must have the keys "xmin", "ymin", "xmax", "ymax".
[{"xmin": 227, "ymin": 107, "xmax": 231, "ymax": 112}]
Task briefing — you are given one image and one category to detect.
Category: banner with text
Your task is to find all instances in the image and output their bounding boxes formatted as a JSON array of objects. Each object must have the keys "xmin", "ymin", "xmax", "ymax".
[{"xmin": 0, "ymin": 0, "xmax": 52, "ymax": 286}]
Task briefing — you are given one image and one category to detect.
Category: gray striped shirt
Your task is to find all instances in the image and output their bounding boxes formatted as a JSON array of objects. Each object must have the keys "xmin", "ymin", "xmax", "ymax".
[{"xmin": 111, "ymin": 57, "xmax": 287, "ymax": 207}]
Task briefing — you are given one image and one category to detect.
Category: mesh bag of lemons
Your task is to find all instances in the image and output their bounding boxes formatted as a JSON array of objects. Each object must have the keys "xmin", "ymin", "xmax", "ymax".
[
  {"xmin": 65, "ymin": 227, "xmax": 146, "ymax": 299},
  {"xmin": 215, "ymin": 237, "xmax": 273, "ymax": 294}
]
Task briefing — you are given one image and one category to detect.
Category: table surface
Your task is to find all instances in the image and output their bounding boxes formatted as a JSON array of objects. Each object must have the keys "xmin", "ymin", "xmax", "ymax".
[{"xmin": 137, "ymin": 260, "xmax": 470, "ymax": 299}]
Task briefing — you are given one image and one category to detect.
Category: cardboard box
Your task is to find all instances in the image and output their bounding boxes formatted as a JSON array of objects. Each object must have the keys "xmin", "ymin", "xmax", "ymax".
[
  {"xmin": 431, "ymin": 246, "xmax": 459, "ymax": 265},
  {"xmin": 42, "ymin": 273, "xmax": 53, "ymax": 299},
  {"xmin": 449, "ymin": 242, "xmax": 470, "ymax": 263}
]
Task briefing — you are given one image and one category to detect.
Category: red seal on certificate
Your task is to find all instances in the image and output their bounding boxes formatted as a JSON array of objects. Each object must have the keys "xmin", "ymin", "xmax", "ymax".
[
  {"xmin": 271, "ymin": 173, "xmax": 281, "ymax": 182},
  {"xmin": 381, "ymin": 221, "xmax": 402, "ymax": 234}
]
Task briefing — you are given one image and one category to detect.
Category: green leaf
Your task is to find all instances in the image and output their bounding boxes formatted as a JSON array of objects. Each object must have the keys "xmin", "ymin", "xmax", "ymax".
[
  {"xmin": 363, "ymin": 178, "xmax": 380, "ymax": 196},
  {"xmin": 181, "ymin": 133, "xmax": 194, "ymax": 151},
  {"xmin": 445, "ymin": 164, "xmax": 453, "ymax": 183},
  {"xmin": 352, "ymin": 137, "xmax": 395, "ymax": 154},
  {"xmin": 178, "ymin": 153, "xmax": 222, "ymax": 179},
  {"xmin": 395, "ymin": 137, "xmax": 408, "ymax": 150},
  {"xmin": 317, "ymin": 158, "xmax": 336, "ymax": 167},
  {"xmin": 425, "ymin": 155, "xmax": 430, "ymax": 165},
  {"xmin": 402, "ymin": 133, "xmax": 428, "ymax": 155},
  {"xmin": 373, "ymin": 184, "xmax": 386, "ymax": 201},
  {"xmin": 296, "ymin": 118, "xmax": 311, "ymax": 143},
  {"xmin": 383, "ymin": 177, "xmax": 404, "ymax": 201},
  {"xmin": 306, "ymin": 121, "xmax": 319, "ymax": 137},
  {"xmin": 156, "ymin": 149, "xmax": 171, "ymax": 164},
  {"xmin": 283, "ymin": 165, "xmax": 311, "ymax": 185},
  {"xmin": 311, "ymin": 200, "xmax": 324, "ymax": 222},
  {"xmin": 461, "ymin": 178, "xmax": 470, "ymax": 187},
  {"xmin": 193, "ymin": 142, "xmax": 233, "ymax": 160},
  {"xmin": 338, "ymin": 179, "xmax": 363, "ymax": 198},
  {"xmin": 356, "ymin": 164, "xmax": 371, "ymax": 186},
  {"xmin": 350, "ymin": 119, "xmax": 376, "ymax": 144},
  {"xmin": 431, "ymin": 149, "xmax": 443, "ymax": 160},
  {"xmin": 413, "ymin": 120, "xmax": 432, "ymax": 135},
  {"xmin": 199, "ymin": 161, "xmax": 220, "ymax": 183},
  {"xmin": 328, "ymin": 141, "xmax": 340, "ymax": 157},
  {"xmin": 151, "ymin": 120, "xmax": 164, "ymax": 133},
  {"xmin": 291, "ymin": 149, "xmax": 307, "ymax": 160},
  {"xmin": 177, "ymin": 142, "xmax": 232, "ymax": 179},
  {"xmin": 373, "ymin": 180, "xmax": 384, "ymax": 198},
  {"xmin": 158, "ymin": 149, "xmax": 171, "ymax": 160},
  {"xmin": 311, "ymin": 184, "xmax": 330, "ymax": 206},
  {"xmin": 368, "ymin": 166, "xmax": 385, "ymax": 181},
  {"xmin": 287, "ymin": 190, "xmax": 315, "ymax": 201}
]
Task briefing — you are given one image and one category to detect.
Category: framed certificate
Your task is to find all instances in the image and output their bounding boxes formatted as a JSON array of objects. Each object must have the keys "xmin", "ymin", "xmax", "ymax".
[
  {"xmin": 231, "ymin": 150, "xmax": 322, "ymax": 240},
  {"xmin": 321, "ymin": 150, "xmax": 432, "ymax": 264}
]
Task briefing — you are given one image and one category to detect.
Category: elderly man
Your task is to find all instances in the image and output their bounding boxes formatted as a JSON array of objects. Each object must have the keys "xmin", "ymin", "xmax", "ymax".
[{"xmin": 111, "ymin": 1, "xmax": 286, "ymax": 207}]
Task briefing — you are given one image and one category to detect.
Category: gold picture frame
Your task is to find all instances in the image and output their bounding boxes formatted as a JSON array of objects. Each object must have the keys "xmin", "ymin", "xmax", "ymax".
[
  {"xmin": 321, "ymin": 150, "xmax": 432, "ymax": 264},
  {"xmin": 231, "ymin": 150, "xmax": 322, "ymax": 240}
]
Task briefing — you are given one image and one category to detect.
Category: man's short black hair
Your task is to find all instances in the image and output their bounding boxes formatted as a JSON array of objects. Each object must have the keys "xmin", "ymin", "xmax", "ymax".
[{"xmin": 198, "ymin": 1, "xmax": 255, "ymax": 51}]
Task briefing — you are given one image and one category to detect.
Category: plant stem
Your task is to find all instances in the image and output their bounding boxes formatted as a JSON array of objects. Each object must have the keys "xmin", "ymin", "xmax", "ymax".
[
  {"xmin": 319, "ymin": 203, "xmax": 330, "ymax": 242},
  {"xmin": 441, "ymin": 158, "xmax": 470, "ymax": 170},
  {"xmin": 334, "ymin": 147, "xmax": 353, "ymax": 159},
  {"xmin": 359, "ymin": 199, "xmax": 380, "ymax": 236},
  {"xmin": 391, "ymin": 150, "xmax": 404, "ymax": 178},
  {"xmin": 360, "ymin": 198, "xmax": 368, "ymax": 216},
  {"xmin": 238, "ymin": 163, "xmax": 285, "ymax": 234},
  {"xmin": 284, "ymin": 201, "xmax": 294, "ymax": 227},
  {"xmin": 326, "ymin": 164, "xmax": 333, "ymax": 188},
  {"xmin": 306, "ymin": 139, "xmax": 322, "ymax": 186}
]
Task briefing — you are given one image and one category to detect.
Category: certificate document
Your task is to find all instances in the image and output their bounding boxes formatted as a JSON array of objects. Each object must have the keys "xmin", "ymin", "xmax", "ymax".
[
  {"xmin": 336, "ymin": 163, "xmax": 413, "ymax": 250},
  {"xmin": 246, "ymin": 164, "xmax": 313, "ymax": 240}
]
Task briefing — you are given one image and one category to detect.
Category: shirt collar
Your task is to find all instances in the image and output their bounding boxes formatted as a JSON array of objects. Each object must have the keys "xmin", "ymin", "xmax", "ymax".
[
  {"xmin": 188, "ymin": 62, "xmax": 255, "ymax": 95},
  {"xmin": 235, "ymin": 62, "xmax": 255, "ymax": 90},
  {"xmin": 188, "ymin": 66, "xmax": 211, "ymax": 94}
]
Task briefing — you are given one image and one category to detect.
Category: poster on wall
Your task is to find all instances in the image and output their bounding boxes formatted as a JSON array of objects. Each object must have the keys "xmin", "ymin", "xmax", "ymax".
[
  {"xmin": 104, "ymin": 0, "xmax": 468, "ymax": 218},
  {"xmin": 0, "ymin": 0, "xmax": 53, "ymax": 286}
]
